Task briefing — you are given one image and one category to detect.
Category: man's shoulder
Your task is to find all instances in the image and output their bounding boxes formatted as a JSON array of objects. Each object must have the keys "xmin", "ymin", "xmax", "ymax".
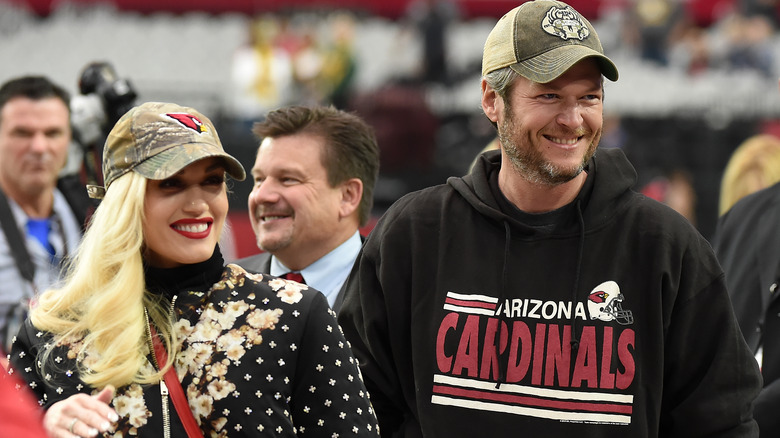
[
  {"xmin": 387, "ymin": 182, "xmax": 459, "ymax": 214},
  {"xmin": 232, "ymin": 252, "xmax": 272, "ymax": 273},
  {"xmin": 56, "ymin": 174, "xmax": 96, "ymax": 229},
  {"xmin": 725, "ymin": 181, "xmax": 780, "ymax": 221},
  {"xmin": 714, "ymin": 181, "xmax": 780, "ymax": 251},
  {"xmin": 716, "ymin": 182, "xmax": 780, "ymax": 236}
]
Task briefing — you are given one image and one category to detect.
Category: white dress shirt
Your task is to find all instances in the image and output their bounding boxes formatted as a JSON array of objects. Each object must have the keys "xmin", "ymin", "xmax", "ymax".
[{"xmin": 269, "ymin": 231, "xmax": 362, "ymax": 308}]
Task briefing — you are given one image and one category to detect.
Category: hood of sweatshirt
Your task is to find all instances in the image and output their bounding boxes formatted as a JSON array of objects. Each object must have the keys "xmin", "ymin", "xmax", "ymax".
[{"xmin": 448, "ymin": 147, "xmax": 637, "ymax": 236}]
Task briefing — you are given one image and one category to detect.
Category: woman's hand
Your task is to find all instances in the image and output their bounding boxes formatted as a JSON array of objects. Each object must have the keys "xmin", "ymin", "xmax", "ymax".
[{"xmin": 43, "ymin": 386, "xmax": 118, "ymax": 437}]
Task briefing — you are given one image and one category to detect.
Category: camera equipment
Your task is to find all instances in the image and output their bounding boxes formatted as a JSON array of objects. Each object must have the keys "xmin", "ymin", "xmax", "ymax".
[
  {"xmin": 78, "ymin": 61, "xmax": 137, "ymax": 125},
  {"xmin": 70, "ymin": 62, "xmax": 137, "ymax": 184}
]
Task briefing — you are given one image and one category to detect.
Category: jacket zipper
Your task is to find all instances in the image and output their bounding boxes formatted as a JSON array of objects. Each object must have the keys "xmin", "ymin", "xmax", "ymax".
[
  {"xmin": 160, "ymin": 380, "xmax": 171, "ymax": 438},
  {"xmin": 145, "ymin": 295, "xmax": 177, "ymax": 438}
]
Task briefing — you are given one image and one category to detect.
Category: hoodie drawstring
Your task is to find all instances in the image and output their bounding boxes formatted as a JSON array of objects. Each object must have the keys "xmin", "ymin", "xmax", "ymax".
[
  {"xmin": 495, "ymin": 221, "xmax": 511, "ymax": 388},
  {"xmin": 494, "ymin": 201, "xmax": 585, "ymax": 387},
  {"xmin": 570, "ymin": 200, "xmax": 585, "ymax": 353}
]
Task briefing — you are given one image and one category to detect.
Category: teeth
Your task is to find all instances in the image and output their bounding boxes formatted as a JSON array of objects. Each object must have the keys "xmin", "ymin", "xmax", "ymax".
[
  {"xmin": 262, "ymin": 216, "xmax": 286, "ymax": 222},
  {"xmin": 548, "ymin": 137, "xmax": 579, "ymax": 145},
  {"xmin": 174, "ymin": 223, "xmax": 208, "ymax": 233}
]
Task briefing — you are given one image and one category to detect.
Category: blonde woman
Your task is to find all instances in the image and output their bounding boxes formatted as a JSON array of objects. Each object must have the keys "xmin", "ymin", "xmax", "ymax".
[
  {"xmin": 8, "ymin": 102, "xmax": 378, "ymax": 437},
  {"xmin": 719, "ymin": 133, "xmax": 780, "ymax": 215}
]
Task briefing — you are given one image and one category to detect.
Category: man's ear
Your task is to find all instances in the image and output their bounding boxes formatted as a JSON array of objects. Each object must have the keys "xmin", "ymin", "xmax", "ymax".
[
  {"xmin": 339, "ymin": 178, "xmax": 363, "ymax": 219},
  {"xmin": 481, "ymin": 79, "xmax": 500, "ymax": 123}
]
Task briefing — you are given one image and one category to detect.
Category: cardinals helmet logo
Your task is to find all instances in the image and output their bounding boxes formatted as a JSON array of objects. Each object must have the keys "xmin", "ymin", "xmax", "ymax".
[
  {"xmin": 165, "ymin": 113, "xmax": 208, "ymax": 134},
  {"xmin": 587, "ymin": 280, "xmax": 634, "ymax": 325}
]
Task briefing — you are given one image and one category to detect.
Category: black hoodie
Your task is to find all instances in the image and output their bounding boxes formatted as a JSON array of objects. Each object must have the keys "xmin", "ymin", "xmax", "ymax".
[{"xmin": 339, "ymin": 148, "xmax": 761, "ymax": 437}]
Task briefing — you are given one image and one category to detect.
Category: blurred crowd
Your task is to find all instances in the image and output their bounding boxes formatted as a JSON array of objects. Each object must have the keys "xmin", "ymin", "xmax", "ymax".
[
  {"xmin": 3, "ymin": 0, "xmax": 780, "ymax": 238},
  {"xmin": 229, "ymin": 12, "xmax": 358, "ymax": 123},
  {"xmin": 624, "ymin": 0, "xmax": 778, "ymax": 77},
  {"xmin": 229, "ymin": 0, "xmax": 780, "ymax": 114}
]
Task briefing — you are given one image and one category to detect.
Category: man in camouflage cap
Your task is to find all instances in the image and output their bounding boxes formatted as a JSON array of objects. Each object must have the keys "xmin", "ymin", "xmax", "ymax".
[
  {"xmin": 88, "ymin": 101, "xmax": 245, "ymax": 199},
  {"xmin": 337, "ymin": 1, "xmax": 761, "ymax": 436}
]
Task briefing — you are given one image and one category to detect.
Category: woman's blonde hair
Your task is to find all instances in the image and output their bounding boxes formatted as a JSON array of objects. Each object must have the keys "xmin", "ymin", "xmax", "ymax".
[
  {"xmin": 719, "ymin": 134, "xmax": 780, "ymax": 215},
  {"xmin": 31, "ymin": 172, "xmax": 177, "ymax": 389}
]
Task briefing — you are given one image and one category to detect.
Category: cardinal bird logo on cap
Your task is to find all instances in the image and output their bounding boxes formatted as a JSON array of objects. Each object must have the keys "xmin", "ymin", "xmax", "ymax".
[{"xmin": 165, "ymin": 113, "xmax": 208, "ymax": 134}]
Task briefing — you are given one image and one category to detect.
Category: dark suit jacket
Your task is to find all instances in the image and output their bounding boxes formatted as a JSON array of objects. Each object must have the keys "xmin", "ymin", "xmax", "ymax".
[
  {"xmin": 713, "ymin": 181, "xmax": 780, "ymax": 438},
  {"xmin": 57, "ymin": 173, "xmax": 97, "ymax": 231},
  {"xmin": 233, "ymin": 235, "xmax": 365, "ymax": 312},
  {"xmin": 234, "ymin": 251, "xmax": 272, "ymax": 274}
]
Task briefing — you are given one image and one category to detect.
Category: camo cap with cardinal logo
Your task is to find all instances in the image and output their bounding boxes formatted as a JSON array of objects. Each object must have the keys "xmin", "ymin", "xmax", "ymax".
[{"xmin": 87, "ymin": 101, "xmax": 246, "ymax": 199}]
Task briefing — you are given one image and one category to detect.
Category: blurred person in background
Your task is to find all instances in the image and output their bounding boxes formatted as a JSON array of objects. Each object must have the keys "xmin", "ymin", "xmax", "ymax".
[
  {"xmin": 714, "ymin": 177, "xmax": 780, "ymax": 438},
  {"xmin": 713, "ymin": 84, "xmax": 780, "ymax": 438},
  {"xmin": 229, "ymin": 16, "xmax": 295, "ymax": 128},
  {"xmin": 0, "ymin": 76, "xmax": 91, "ymax": 352},
  {"xmin": 720, "ymin": 12, "xmax": 775, "ymax": 77},
  {"xmin": 235, "ymin": 105, "xmax": 379, "ymax": 311},
  {"xmin": 629, "ymin": 0, "xmax": 687, "ymax": 66},
  {"xmin": 316, "ymin": 12, "xmax": 358, "ymax": 108},
  {"xmin": 640, "ymin": 168, "xmax": 697, "ymax": 225},
  {"xmin": 8, "ymin": 101, "xmax": 379, "ymax": 437},
  {"xmin": 406, "ymin": 0, "xmax": 459, "ymax": 86},
  {"xmin": 0, "ymin": 372, "xmax": 47, "ymax": 437},
  {"xmin": 338, "ymin": 1, "xmax": 761, "ymax": 436},
  {"xmin": 719, "ymin": 133, "xmax": 780, "ymax": 216}
]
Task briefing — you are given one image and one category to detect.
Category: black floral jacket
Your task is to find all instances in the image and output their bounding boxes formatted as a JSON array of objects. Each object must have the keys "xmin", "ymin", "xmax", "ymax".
[{"xmin": 8, "ymin": 264, "xmax": 379, "ymax": 437}]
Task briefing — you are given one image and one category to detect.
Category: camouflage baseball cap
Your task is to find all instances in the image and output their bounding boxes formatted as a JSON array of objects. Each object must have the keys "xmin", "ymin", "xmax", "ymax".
[
  {"xmin": 87, "ymin": 101, "xmax": 246, "ymax": 199},
  {"xmin": 482, "ymin": 0, "xmax": 618, "ymax": 83}
]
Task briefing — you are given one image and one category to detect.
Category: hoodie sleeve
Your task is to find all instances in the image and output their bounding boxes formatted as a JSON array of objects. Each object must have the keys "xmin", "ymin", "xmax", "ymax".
[{"xmin": 338, "ymin": 200, "xmax": 422, "ymax": 438}]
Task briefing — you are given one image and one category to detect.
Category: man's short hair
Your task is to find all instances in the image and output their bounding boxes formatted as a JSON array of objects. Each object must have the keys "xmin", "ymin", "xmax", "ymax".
[
  {"xmin": 253, "ymin": 106, "xmax": 380, "ymax": 226},
  {"xmin": 0, "ymin": 76, "xmax": 71, "ymax": 126}
]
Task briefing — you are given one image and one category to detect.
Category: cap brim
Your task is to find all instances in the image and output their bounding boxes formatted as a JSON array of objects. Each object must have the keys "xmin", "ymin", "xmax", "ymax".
[
  {"xmin": 510, "ymin": 45, "xmax": 619, "ymax": 83},
  {"xmin": 134, "ymin": 143, "xmax": 246, "ymax": 182}
]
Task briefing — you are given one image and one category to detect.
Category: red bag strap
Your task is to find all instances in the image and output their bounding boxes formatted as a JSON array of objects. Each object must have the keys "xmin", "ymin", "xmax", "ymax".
[{"xmin": 150, "ymin": 327, "xmax": 204, "ymax": 438}]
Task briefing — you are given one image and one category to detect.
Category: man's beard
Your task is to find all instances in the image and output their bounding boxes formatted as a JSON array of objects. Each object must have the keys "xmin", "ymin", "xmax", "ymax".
[
  {"xmin": 498, "ymin": 104, "xmax": 600, "ymax": 186},
  {"xmin": 257, "ymin": 232, "xmax": 293, "ymax": 253}
]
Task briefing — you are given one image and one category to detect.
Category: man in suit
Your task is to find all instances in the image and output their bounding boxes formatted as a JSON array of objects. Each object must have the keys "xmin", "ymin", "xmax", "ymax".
[{"xmin": 235, "ymin": 105, "xmax": 379, "ymax": 311}]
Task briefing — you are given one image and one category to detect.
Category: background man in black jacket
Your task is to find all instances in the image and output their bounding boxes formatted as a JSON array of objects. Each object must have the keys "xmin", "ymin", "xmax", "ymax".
[{"xmin": 714, "ymin": 158, "xmax": 780, "ymax": 438}]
